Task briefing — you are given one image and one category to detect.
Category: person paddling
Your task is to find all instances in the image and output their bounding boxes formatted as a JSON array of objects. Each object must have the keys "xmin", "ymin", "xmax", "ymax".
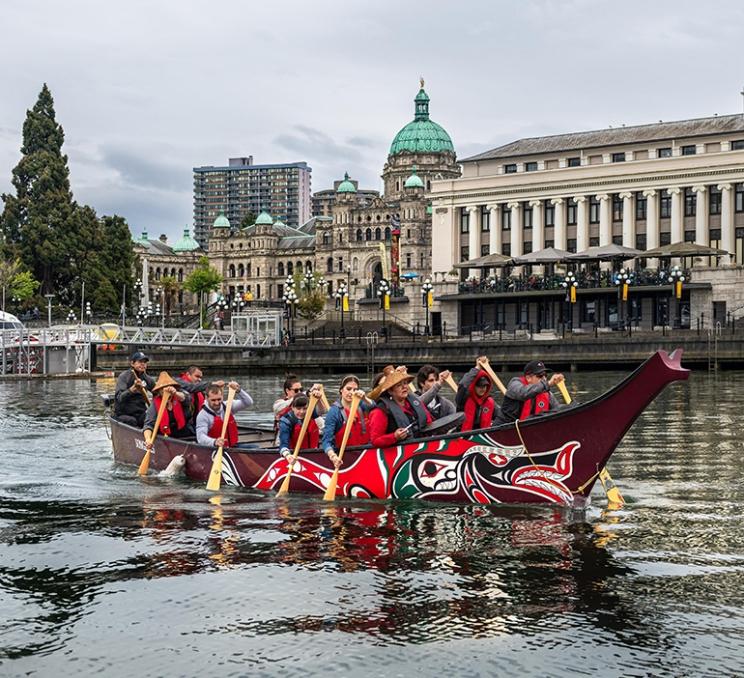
[
  {"xmin": 415, "ymin": 364, "xmax": 456, "ymax": 420},
  {"xmin": 496, "ymin": 360, "xmax": 564, "ymax": 424},
  {"xmin": 278, "ymin": 393, "xmax": 321, "ymax": 463},
  {"xmin": 196, "ymin": 381, "xmax": 253, "ymax": 449},
  {"xmin": 176, "ymin": 365, "xmax": 223, "ymax": 423},
  {"xmin": 456, "ymin": 357, "xmax": 497, "ymax": 432},
  {"xmin": 114, "ymin": 351, "xmax": 156, "ymax": 427},
  {"xmin": 273, "ymin": 373, "xmax": 327, "ymax": 443},
  {"xmin": 321, "ymin": 375, "xmax": 371, "ymax": 469},
  {"xmin": 143, "ymin": 372, "xmax": 192, "ymax": 453}
]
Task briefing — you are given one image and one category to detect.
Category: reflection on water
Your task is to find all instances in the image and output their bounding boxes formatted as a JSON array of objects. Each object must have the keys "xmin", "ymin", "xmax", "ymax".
[{"xmin": 0, "ymin": 370, "xmax": 743, "ymax": 675}]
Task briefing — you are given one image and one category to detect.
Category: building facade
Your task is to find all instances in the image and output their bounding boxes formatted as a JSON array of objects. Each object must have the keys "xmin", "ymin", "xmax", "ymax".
[{"xmin": 192, "ymin": 157, "xmax": 312, "ymax": 248}]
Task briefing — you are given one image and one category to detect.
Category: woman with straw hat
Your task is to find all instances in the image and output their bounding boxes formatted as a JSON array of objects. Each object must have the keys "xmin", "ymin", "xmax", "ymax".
[
  {"xmin": 368, "ymin": 365, "xmax": 432, "ymax": 448},
  {"xmin": 143, "ymin": 371, "xmax": 192, "ymax": 451}
]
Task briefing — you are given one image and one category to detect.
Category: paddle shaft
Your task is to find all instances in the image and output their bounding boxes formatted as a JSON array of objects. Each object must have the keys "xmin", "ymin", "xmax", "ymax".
[
  {"xmin": 137, "ymin": 390, "xmax": 171, "ymax": 476},
  {"xmin": 206, "ymin": 387, "xmax": 237, "ymax": 492},
  {"xmin": 318, "ymin": 385, "xmax": 330, "ymax": 411},
  {"xmin": 132, "ymin": 368, "xmax": 151, "ymax": 407},
  {"xmin": 444, "ymin": 374, "xmax": 458, "ymax": 394},
  {"xmin": 276, "ymin": 394, "xmax": 319, "ymax": 496},
  {"xmin": 323, "ymin": 393, "xmax": 363, "ymax": 501},
  {"xmin": 476, "ymin": 359, "xmax": 507, "ymax": 396}
]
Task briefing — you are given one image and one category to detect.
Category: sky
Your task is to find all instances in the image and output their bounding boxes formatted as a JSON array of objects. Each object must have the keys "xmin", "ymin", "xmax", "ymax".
[{"xmin": 1, "ymin": 0, "xmax": 744, "ymax": 242}]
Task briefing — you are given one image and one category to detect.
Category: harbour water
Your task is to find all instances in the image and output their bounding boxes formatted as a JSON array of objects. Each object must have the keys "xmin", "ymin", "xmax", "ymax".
[{"xmin": 0, "ymin": 367, "xmax": 743, "ymax": 677}]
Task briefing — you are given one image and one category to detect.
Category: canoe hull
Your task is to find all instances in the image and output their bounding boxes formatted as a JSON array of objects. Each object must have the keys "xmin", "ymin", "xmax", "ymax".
[{"xmin": 110, "ymin": 349, "xmax": 689, "ymax": 506}]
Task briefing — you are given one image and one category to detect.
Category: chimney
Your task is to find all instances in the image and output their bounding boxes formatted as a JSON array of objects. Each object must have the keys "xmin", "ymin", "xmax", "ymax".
[{"xmin": 159, "ymin": 234, "xmax": 168, "ymax": 243}]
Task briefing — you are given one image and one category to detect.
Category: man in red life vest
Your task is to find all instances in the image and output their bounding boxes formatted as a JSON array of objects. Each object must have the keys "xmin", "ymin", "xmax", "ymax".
[
  {"xmin": 277, "ymin": 393, "xmax": 320, "ymax": 462},
  {"xmin": 456, "ymin": 358, "xmax": 497, "ymax": 431},
  {"xmin": 195, "ymin": 381, "xmax": 253, "ymax": 449},
  {"xmin": 143, "ymin": 372, "xmax": 192, "ymax": 451},
  {"xmin": 497, "ymin": 360, "xmax": 564, "ymax": 424},
  {"xmin": 176, "ymin": 365, "xmax": 224, "ymax": 423}
]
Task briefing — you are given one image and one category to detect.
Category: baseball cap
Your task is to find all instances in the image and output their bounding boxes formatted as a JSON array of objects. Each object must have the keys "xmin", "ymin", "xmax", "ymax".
[
  {"xmin": 524, "ymin": 360, "xmax": 548, "ymax": 376},
  {"xmin": 130, "ymin": 351, "xmax": 150, "ymax": 362}
]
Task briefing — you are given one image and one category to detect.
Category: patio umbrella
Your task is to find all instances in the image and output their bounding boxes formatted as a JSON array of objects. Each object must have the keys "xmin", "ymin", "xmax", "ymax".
[
  {"xmin": 511, "ymin": 246, "xmax": 572, "ymax": 265},
  {"xmin": 400, "ymin": 272, "xmax": 420, "ymax": 279},
  {"xmin": 567, "ymin": 244, "xmax": 642, "ymax": 262},
  {"xmin": 453, "ymin": 252, "xmax": 513, "ymax": 269},
  {"xmin": 638, "ymin": 241, "xmax": 730, "ymax": 258}
]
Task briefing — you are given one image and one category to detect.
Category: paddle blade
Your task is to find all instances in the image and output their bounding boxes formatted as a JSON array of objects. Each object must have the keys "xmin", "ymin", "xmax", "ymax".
[
  {"xmin": 599, "ymin": 468, "xmax": 625, "ymax": 507},
  {"xmin": 206, "ymin": 447, "xmax": 224, "ymax": 491},
  {"xmin": 444, "ymin": 375, "xmax": 458, "ymax": 393},
  {"xmin": 276, "ymin": 472, "xmax": 291, "ymax": 497},
  {"xmin": 557, "ymin": 380, "xmax": 572, "ymax": 404},
  {"xmin": 323, "ymin": 469, "xmax": 340, "ymax": 501},
  {"xmin": 137, "ymin": 449, "xmax": 151, "ymax": 476}
]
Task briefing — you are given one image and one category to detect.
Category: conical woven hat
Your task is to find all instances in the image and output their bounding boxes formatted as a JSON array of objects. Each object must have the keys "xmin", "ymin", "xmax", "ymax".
[{"xmin": 152, "ymin": 371, "xmax": 179, "ymax": 393}]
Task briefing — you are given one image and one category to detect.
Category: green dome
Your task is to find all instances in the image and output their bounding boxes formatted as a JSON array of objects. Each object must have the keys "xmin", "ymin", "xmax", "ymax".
[
  {"xmin": 389, "ymin": 85, "xmax": 454, "ymax": 156},
  {"xmin": 404, "ymin": 165, "xmax": 424, "ymax": 189},
  {"xmin": 212, "ymin": 211, "xmax": 230, "ymax": 229},
  {"xmin": 173, "ymin": 228, "xmax": 200, "ymax": 252},
  {"xmin": 336, "ymin": 172, "xmax": 357, "ymax": 193},
  {"xmin": 273, "ymin": 219, "xmax": 285, "ymax": 228},
  {"xmin": 255, "ymin": 211, "xmax": 273, "ymax": 225},
  {"xmin": 136, "ymin": 231, "xmax": 150, "ymax": 246}
]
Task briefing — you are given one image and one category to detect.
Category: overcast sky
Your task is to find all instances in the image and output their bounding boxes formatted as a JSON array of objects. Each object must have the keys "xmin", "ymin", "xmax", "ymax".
[{"xmin": 2, "ymin": 0, "xmax": 743, "ymax": 241}]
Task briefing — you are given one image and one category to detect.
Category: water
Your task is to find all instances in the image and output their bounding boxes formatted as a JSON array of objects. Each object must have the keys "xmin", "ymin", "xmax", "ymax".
[{"xmin": 0, "ymin": 368, "xmax": 743, "ymax": 677}]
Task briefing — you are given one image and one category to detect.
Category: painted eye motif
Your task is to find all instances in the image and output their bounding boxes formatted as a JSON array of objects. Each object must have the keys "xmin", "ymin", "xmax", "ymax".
[
  {"xmin": 421, "ymin": 461, "xmax": 448, "ymax": 478},
  {"xmin": 488, "ymin": 453, "xmax": 508, "ymax": 466}
]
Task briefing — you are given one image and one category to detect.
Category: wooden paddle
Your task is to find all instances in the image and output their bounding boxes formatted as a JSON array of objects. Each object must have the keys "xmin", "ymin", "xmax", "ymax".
[
  {"xmin": 318, "ymin": 384, "xmax": 330, "ymax": 411},
  {"xmin": 556, "ymin": 380, "xmax": 625, "ymax": 507},
  {"xmin": 137, "ymin": 390, "xmax": 171, "ymax": 476},
  {"xmin": 132, "ymin": 368, "xmax": 151, "ymax": 407},
  {"xmin": 476, "ymin": 357, "xmax": 507, "ymax": 396},
  {"xmin": 276, "ymin": 393, "xmax": 319, "ymax": 497},
  {"xmin": 206, "ymin": 386, "xmax": 237, "ymax": 492},
  {"xmin": 323, "ymin": 391, "xmax": 363, "ymax": 501},
  {"xmin": 444, "ymin": 374, "xmax": 459, "ymax": 394}
]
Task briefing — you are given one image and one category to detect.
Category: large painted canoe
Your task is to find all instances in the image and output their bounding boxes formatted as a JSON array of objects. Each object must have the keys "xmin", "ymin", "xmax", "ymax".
[{"xmin": 109, "ymin": 349, "xmax": 688, "ymax": 506}]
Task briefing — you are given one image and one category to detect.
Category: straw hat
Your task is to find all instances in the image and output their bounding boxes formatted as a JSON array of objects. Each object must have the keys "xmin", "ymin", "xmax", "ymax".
[
  {"xmin": 368, "ymin": 365, "xmax": 414, "ymax": 400},
  {"xmin": 152, "ymin": 371, "xmax": 179, "ymax": 393}
]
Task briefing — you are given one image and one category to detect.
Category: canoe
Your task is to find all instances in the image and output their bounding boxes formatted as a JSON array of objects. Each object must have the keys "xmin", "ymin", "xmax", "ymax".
[{"xmin": 108, "ymin": 349, "xmax": 688, "ymax": 506}]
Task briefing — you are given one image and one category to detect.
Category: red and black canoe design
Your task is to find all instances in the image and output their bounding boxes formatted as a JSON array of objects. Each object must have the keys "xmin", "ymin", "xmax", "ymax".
[{"xmin": 109, "ymin": 349, "xmax": 688, "ymax": 506}]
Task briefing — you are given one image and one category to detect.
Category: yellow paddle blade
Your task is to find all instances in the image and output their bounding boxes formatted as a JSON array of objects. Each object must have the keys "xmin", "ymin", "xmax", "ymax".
[
  {"xmin": 557, "ymin": 380, "xmax": 572, "ymax": 404},
  {"xmin": 599, "ymin": 468, "xmax": 625, "ymax": 507},
  {"xmin": 206, "ymin": 447, "xmax": 224, "ymax": 491},
  {"xmin": 276, "ymin": 474, "xmax": 291, "ymax": 497},
  {"xmin": 136, "ymin": 449, "xmax": 151, "ymax": 476},
  {"xmin": 323, "ymin": 469, "xmax": 340, "ymax": 501}
]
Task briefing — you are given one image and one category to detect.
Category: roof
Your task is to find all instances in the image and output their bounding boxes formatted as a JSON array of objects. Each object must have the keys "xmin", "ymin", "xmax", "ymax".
[
  {"xmin": 212, "ymin": 212, "xmax": 230, "ymax": 228},
  {"xmin": 194, "ymin": 161, "xmax": 311, "ymax": 173},
  {"xmin": 254, "ymin": 211, "xmax": 273, "ymax": 225},
  {"xmin": 337, "ymin": 172, "xmax": 357, "ymax": 193},
  {"xmin": 462, "ymin": 113, "xmax": 744, "ymax": 162},
  {"xmin": 134, "ymin": 235, "xmax": 176, "ymax": 256},
  {"xmin": 404, "ymin": 165, "xmax": 424, "ymax": 188},
  {"xmin": 389, "ymin": 85, "xmax": 455, "ymax": 156},
  {"xmin": 172, "ymin": 228, "xmax": 201, "ymax": 252}
]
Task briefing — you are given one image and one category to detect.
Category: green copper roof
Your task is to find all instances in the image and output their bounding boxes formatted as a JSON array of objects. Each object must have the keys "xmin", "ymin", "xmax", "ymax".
[
  {"xmin": 336, "ymin": 172, "xmax": 357, "ymax": 193},
  {"xmin": 273, "ymin": 219, "xmax": 286, "ymax": 229},
  {"xmin": 255, "ymin": 211, "xmax": 273, "ymax": 225},
  {"xmin": 172, "ymin": 228, "xmax": 200, "ymax": 252},
  {"xmin": 136, "ymin": 231, "xmax": 150, "ymax": 245},
  {"xmin": 389, "ymin": 85, "xmax": 454, "ymax": 156},
  {"xmin": 212, "ymin": 211, "xmax": 230, "ymax": 229},
  {"xmin": 404, "ymin": 165, "xmax": 424, "ymax": 189}
]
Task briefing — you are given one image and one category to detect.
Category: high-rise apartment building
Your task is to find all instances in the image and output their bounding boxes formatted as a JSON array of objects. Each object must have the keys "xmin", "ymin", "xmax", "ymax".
[{"xmin": 193, "ymin": 157, "xmax": 312, "ymax": 248}]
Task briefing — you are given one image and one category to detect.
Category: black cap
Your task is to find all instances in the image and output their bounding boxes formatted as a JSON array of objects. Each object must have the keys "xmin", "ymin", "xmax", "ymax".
[
  {"xmin": 130, "ymin": 351, "xmax": 149, "ymax": 362},
  {"xmin": 524, "ymin": 360, "xmax": 548, "ymax": 376},
  {"xmin": 475, "ymin": 376, "xmax": 490, "ymax": 387}
]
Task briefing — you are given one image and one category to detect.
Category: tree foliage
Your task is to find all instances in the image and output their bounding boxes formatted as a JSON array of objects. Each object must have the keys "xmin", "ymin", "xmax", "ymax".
[
  {"xmin": 0, "ymin": 259, "xmax": 40, "ymax": 305},
  {"xmin": 239, "ymin": 211, "xmax": 257, "ymax": 229},
  {"xmin": 295, "ymin": 272, "xmax": 328, "ymax": 320},
  {"xmin": 184, "ymin": 257, "xmax": 222, "ymax": 327}
]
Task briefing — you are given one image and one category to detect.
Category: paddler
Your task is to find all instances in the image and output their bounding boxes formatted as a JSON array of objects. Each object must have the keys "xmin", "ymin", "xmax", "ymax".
[
  {"xmin": 143, "ymin": 372, "xmax": 192, "ymax": 452},
  {"xmin": 195, "ymin": 381, "xmax": 254, "ymax": 449},
  {"xmin": 114, "ymin": 351, "xmax": 156, "ymax": 427},
  {"xmin": 176, "ymin": 365, "xmax": 223, "ymax": 423},
  {"xmin": 455, "ymin": 356, "xmax": 497, "ymax": 431},
  {"xmin": 415, "ymin": 364, "xmax": 456, "ymax": 420},
  {"xmin": 496, "ymin": 360, "xmax": 564, "ymax": 424},
  {"xmin": 321, "ymin": 375, "xmax": 372, "ymax": 468},
  {"xmin": 277, "ymin": 393, "xmax": 321, "ymax": 463},
  {"xmin": 272, "ymin": 373, "xmax": 327, "ymax": 443}
]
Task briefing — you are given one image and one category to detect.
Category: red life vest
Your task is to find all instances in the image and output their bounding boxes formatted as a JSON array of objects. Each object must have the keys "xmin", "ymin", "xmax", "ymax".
[
  {"xmin": 206, "ymin": 407, "xmax": 239, "ymax": 447},
  {"xmin": 290, "ymin": 418, "xmax": 320, "ymax": 450},
  {"xmin": 335, "ymin": 405, "xmax": 370, "ymax": 448},
  {"xmin": 179, "ymin": 372, "xmax": 205, "ymax": 417},
  {"xmin": 153, "ymin": 395, "xmax": 187, "ymax": 436},
  {"xmin": 518, "ymin": 376, "xmax": 552, "ymax": 420},
  {"xmin": 461, "ymin": 369, "xmax": 495, "ymax": 432}
]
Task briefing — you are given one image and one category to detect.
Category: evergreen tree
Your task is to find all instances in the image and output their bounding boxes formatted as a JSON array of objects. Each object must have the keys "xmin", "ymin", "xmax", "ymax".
[
  {"xmin": 99, "ymin": 215, "xmax": 135, "ymax": 312},
  {"xmin": 240, "ymin": 211, "xmax": 257, "ymax": 229}
]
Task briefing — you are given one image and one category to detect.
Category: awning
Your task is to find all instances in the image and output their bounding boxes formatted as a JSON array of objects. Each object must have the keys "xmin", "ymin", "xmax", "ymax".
[
  {"xmin": 511, "ymin": 246, "xmax": 572, "ymax": 265},
  {"xmin": 639, "ymin": 241, "xmax": 730, "ymax": 258},
  {"xmin": 567, "ymin": 244, "xmax": 642, "ymax": 262},
  {"xmin": 453, "ymin": 252, "xmax": 513, "ymax": 269}
]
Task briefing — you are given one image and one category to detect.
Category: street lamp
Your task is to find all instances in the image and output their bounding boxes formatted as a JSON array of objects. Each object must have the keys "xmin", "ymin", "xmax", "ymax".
[
  {"xmin": 613, "ymin": 268, "xmax": 633, "ymax": 330},
  {"xmin": 85, "ymin": 301, "xmax": 92, "ymax": 325},
  {"xmin": 282, "ymin": 287, "xmax": 297, "ymax": 340},
  {"xmin": 335, "ymin": 283, "xmax": 348, "ymax": 338},
  {"xmin": 44, "ymin": 294, "xmax": 54, "ymax": 328},
  {"xmin": 561, "ymin": 272, "xmax": 578, "ymax": 334},
  {"xmin": 422, "ymin": 277, "xmax": 433, "ymax": 335},
  {"xmin": 66, "ymin": 309, "xmax": 77, "ymax": 324},
  {"xmin": 377, "ymin": 278, "xmax": 390, "ymax": 336}
]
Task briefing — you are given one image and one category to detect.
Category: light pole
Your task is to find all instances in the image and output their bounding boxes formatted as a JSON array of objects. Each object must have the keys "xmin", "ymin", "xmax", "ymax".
[
  {"xmin": 561, "ymin": 272, "xmax": 578, "ymax": 334},
  {"xmin": 335, "ymin": 283, "xmax": 347, "ymax": 339},
  {"xmin": 45, "ymin": 294, "xmax": 54, "ymax": 328},
  {"xmin": 377, "ymin": 278, "xmax": 390, "ymax": 337},
  {"xmin": 215, "ymin": 293, "xmax": 228, "ymax": 330},
  {"xmin": 613, "ymin": 268, "xmax": 632, "ymax": 330},
  {"xmin": 66, "ymin": 309, "xmax": 77, "ymax": 324},
  {"xmin": 422, "ymin": 277, "xmax": 433, "ymax": 335},
  {"xmin": 668, "ymin": 265, "xmax": 685, "ymax": 330},
  {"xmin": 282, "ymin": 287, "xmax": 297, "ymax": 341},
  {"xmin": 85, "ymin": 301, "xmax": 92, "ymax": 325}
]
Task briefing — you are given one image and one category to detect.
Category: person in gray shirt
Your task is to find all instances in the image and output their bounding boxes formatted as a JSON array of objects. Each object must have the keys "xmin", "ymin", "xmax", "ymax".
[
  {"xmin": 415, "ymin": 364, "xmax": 456, "ymax": 420},
  {"xmin": 497, "ymin": 360, "xmax": 564, "ymax": 424},
  {"xmin": 195, "ymin": 381, "xmax": 254, "ymax": 448}
]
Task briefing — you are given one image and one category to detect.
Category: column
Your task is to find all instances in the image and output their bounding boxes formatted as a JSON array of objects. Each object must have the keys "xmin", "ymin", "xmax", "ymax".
[
  {"xmin": 488, "ymin": 204, "xmax": 501, "ymax": 254},
  {"xmin": 551, "ymin": 198, "xmax": 566, "ymax": 250},
  {"xmin": 597, "ymin": 193, "xmax": 611, "ymax": 246},
  {"xmin": 529, "ymin": 200, "xmax": 544, "ymax": 252},
  {"xmin": 718, "ymin": 183, "xmax": 734, "ymax": 256},
  {"xmin": 668, "ymin": 187, "xmax": 682, "ymax": 243},
  {"xmin": 575, "ymin": 196, "xmax": 588, "ymax": 252},
  {"xmin": 692, "ymin": 185, "xmax": 707, "ymax": 245},
  {"xmin": 467, "ymin": 206, "xmax": 480, "ymax": 262},
  {"xmin": 619, "ymin": 191, "xmax": 634, "ymax": 248},
  {"xmin": 508, "ymin": 201, "xmax": 523, "ymax": 257},
  {"xmin": 643, "ymin": 189, "xmax": 659, "ymax": 251}
]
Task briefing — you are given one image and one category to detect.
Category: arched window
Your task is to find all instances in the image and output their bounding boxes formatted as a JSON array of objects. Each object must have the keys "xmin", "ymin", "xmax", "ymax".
[
  {"xmin": 296, "ymin": 261, "xmax": 303, "ymax": 273},
  {"xmin": 170, "ymin": 267, "xmax": 176, "ymax": 277},
  {"xmin": 339, "ymin": 233, "xmax": 343, "ymax": 244},
  {"xmin": 326, "ymin": 257, "xmax": 333, "ymax": 273},
  {"xmin": 229, "ymin": 264, "xmax": 236, "ymax": 278},
  {"xmin": 322, "ymin": 232, "xmax": 330, "ymax": 245},
  {"xmin": 278, "ymin": 262, "xmax": 284, "ymax": 277},
  {"xmin": 256, "ymin": 284, "xmax": 261, "ymax": 298},
  {"xmin": 287, "ymin": 261, "xmax": 293, "ymax": 275},
  {"xmin": 155, "ymin": 267, "xmax": 161, "ymax": 280},
  {"xmin": 238, "ymin": 263, "xmax": 245, "ymax": 277},
  {"xmin": 352, "ymin": 257, "xmax": 359, "ymax": 272},
  {"xmin": 305, "ymin": 260, "xmax": 312, "ymax": 272},
  {"xmin": 385, "ymin": 227, "xmax": 391, "ymax": 240},
  {"xmin": 356, "ymin": 228, "xmax": 363, "ymax": 241},
  {"xmin": 365, "ymin": 228, "xmax": 372, "ymax": 241},
  {"xmin": 177, "ymin": 268, "xmax": 183, "ymax": 282},
  {"xmin": 375, "ymin": 227, "xmax": 381, "ymax": 240}
]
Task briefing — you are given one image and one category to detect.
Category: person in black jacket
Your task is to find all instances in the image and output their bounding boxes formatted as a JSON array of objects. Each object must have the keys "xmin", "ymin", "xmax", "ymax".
[
  {"xmin": 496, "ymin": 360, "xmax": 564, "ymax": 424},
  {"xmin": 114, "ymin": 351, "xmax": 156, "ymax": 427}
]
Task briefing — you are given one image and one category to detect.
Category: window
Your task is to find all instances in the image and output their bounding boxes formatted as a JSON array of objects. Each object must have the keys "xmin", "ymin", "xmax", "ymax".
[
  {"xmin": 660, "ymin": 190, "xmax": 671, "ymax": 218},
  {"xmin": 523, "ymin": 242, "xmax": 532, "ymax": 254},
  {"xmin": 636, "ymin": 192, "xmax": 647, "ymax": 220},
  {"xmin": 385, "ymin": 227, "xmax": 391, "ymax": 240},
  {"xmin": 502, "ymin": 244, "xmax": 511, "ymax": 256},
  {"xmin": 545, "ymin": 239, "xmax": 554, "ymax": 248},
  {"xmin": 501, "ymin": 204, "xmax": 511, "ymax": 230},
  {"xmin": 504, "ymin": 164, "xmax": 517, "ymax": 174},
  {"xmin": 567, "ymin": 156, "xmax": 581, "ymax": 167},
  {"xmin": 481, "ymin": 206, "xmax": 490, "ymax": 231},
  {"xmin": 732, "ymin": 140, "xmax": 744, "ymax": 150},
  {"xmin": 612, "ymin": 235, "xmax": 623, "ymax": 245},
  {"xmin": 326, "ymin": 257, "xmax": 333, "ymax": 273},
  {"xmin": 406, "ymin": 253, "xmax": 412, "ymax": 268},
  {"xmin": 660, "ymin": 231, "xmax": 671, "ymax": 245},
  {"xmin": 658, "ymin": 147, "xmax": 672, "ymax": 158},
  {"xmin": 277, "ymin": 283, "xmax": 283, "ymax": 298},
  {"xmin": 460, "ymin": 246, "xmax": 469, "ymax": 262},
  {"xmin": 322, "ymin": 232, "xmax": 330, "ymax": 245},
  {"xmin": 228, "ymin": 264, "xmax": 235, "ymax": 278},
  {"xmin": 481, "ymin": 244, "xmax": 490, "ymax": 256},
  {"xmin": 612, "ymin": 195, "xmax": 623, "ymax": 221},
  {"xmin": 635, "ymin": 233, "xmax": 646, "ymax": 250},
  {"xmin": 684, "ymin": 188, "xmax": 696, "ymax": 217},
  {"xmin": 278, "ymin": 262, "xmax": 284, "ymax": 277},
  {"xmin": 709, "ymin": 186, "xmax": 722, "ymax": 215},
  {"xmin": 525, "ymin": 162, "xmax": 538, "ymax": 172},
  {"xmin": 336, "ymin": 258, "xmax": 343, "ymax": 272},
  {"xmin": 460, "ymin": 207, "xmax": 470, "ymax": 234},
  {"xmin": 582, "ymin": 300, "xmax": 596, "ymax": 324},
  {"xmin": 545, "ymin": 201, "xmax": 555, "ymax": 227},
  {"xmin": 681, "ymin": 145, "xmax": 696, "ymax": 156},
  {"xmin": 589, "ymin": 196, "xmax": 600, "ymax": 224},
  {"xmin": 356, "ymin": 228, "xmax": 363, "ymax": 241},
  {"xmin": 365, "ymin": 228, "xmax": 372, "ymax": 241},
  {"xmin": 589, "ymin": 237, "xmax": 600, "ymax": 247},
  {"xmin": 524, "ymin": 204, "xmax": 533, "ymax": 229},
  {"xmin": 684, "ymin": 230, "xmax": 695, "ymax": 243},
  {"xmin": 736, "ymin": 183, "xmax": 744, "ymax": 212},
  {"xmin": 567, "ymin": 199, "xmax": 577, "ymax": 226},
  {"xmin": 566, "ymin": 238, "xmax": 576, "ymax": 253},
  {"xmin": 611, "ymin": 152, "xmax": 625, "ymax": 163},
  {"xmin": 375, "ymin": 227, "xmax": 381, "ymax": 240}
]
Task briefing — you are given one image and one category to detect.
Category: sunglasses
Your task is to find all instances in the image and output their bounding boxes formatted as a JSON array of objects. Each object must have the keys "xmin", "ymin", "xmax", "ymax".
[{"xmin": 289, "ymin": 387, "xmax": 303, "ymax": 393}]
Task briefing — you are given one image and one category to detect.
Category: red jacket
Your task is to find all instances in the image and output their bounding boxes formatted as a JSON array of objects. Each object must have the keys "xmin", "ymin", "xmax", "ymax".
[
  {"xmin": 461, "ymin": 369, "xmax": 495, "ymax": 432},
  {"xmin": 369, "ymin": 399, "xmax": 432, "ymax": 447}
]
